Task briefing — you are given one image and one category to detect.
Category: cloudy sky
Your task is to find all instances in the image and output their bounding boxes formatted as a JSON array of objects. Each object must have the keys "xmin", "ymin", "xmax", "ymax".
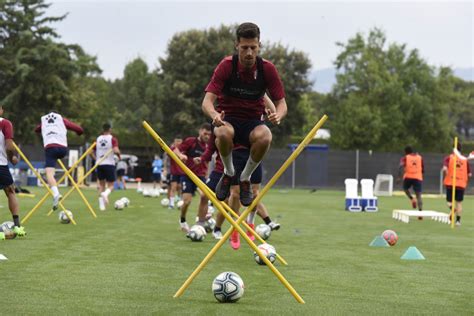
[{"xmin": 48, "ymin": 0, "xmax": 473, "ymax": 79}]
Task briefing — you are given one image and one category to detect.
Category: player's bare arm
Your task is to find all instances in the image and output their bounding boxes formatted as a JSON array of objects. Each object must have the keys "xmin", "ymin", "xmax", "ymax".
[
  {"xmin": 267, "ymin": 98, "xmax": 287, "ymax": 125},
  {"xmin": 202, "ymin": 92, "xmax": 225, "ymax": 127},
  {"xmin": 5, "ymin": 139, "xmax": 18, "ymax": 165}
]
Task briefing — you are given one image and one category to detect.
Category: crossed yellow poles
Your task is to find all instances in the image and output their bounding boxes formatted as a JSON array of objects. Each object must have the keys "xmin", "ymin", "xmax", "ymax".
[
  {"xmin": 16, "ymin": 142, "xmax": 113, "ymax": 224},
  {"xmin": 143, "ymin": 114, "xmax": 328, "ymax": 304}
]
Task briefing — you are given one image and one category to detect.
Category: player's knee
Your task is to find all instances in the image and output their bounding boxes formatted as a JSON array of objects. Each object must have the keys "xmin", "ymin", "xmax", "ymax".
[{"xmin": 214, "ymin": 125, "xmax": 234, "ymax": 141}]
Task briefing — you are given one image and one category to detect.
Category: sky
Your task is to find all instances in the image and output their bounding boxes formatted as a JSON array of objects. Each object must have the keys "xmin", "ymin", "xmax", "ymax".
[{"xmin": 48, "ymin": 0, "xmax": 473, "ymax": 80}]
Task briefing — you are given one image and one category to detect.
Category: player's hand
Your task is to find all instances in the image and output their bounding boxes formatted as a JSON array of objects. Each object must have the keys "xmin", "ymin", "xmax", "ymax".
[
  {"xmin": 212, "ymin": 111, "xmax": 225, "ymax": 127},
  {"xmin": 179, "ymin": 154, "xmax": 188, "ymax": 162},
  {"xmin": 193, "ymin": 157, "xmax": 202, "ymax": 165},
  {"xmin": 266, "ymin": 109, "xmax": 281, "ymax": 125},
  {"xmin": 10, "ymin": 156, "xmax": 18, "ymax": 165}
]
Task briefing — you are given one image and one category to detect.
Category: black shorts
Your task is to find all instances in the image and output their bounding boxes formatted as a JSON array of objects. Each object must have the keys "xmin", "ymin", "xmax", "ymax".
[
  {"xmin": 117, "ymin": 169, "xmax": 125, "ymax": 177},
  {"xmin": 446, "ymin": 186, "xmax": 464, "ymax": 202},
  {"xmin": 222, "ymin": 117, "xmax": 265, "ymax": 148},
  {"xmin": 206, "ymin": 171, "xmax": 223, "ymax": 192},
  {"xmin": 231, "ymin": 149, "xmax": 263, "ymax": 185},
  {"xmin": 97, "ymin": 165, "xmax": 116, "ymax": 182},
  {"xmin": 181, "ymin": 175, "xmax": 206, "ymax": 195},
  {"xmin": 170, "ymin": 174, "xmax": 181, "ymax": 183},
  {"xmin": 403, "ymin": 178, "xmax": 422, "ymax": 193},
  {"xmin": 0, "ymin": 165, "xmax": 14, "ymax": 189},
  {"xmin": 45, "ymin": 147, "xmax": 68, "ymax": 168},
  {"xmin": 152, "ymin": 173, "xmax": 161, "ymax": 182}
]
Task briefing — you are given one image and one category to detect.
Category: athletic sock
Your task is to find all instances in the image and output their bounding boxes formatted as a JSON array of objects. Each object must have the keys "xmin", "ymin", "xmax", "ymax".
[
  {"xmin": 456, "ymin": 215, "xmax": 461, "ymax": 222},
  {"xmin": 51, "ymin": 186, "xmax": 60, "ymax": 197},
  {"xmin": 247, "ymin": 211, "xmax": 257, "ymax": 224},
  {"xmin": 12, "ymin": 215, "xmax": 20, "ymax": 227},
  {"xmin": 214, "ymin": 226, "xmax": 221, "ymax": 232},
  {"xmin": 104, "ymin": 188, "xmax": 112, "ymax": 197},
  {"xmin": 263, "ymin": 216, "xmax": 271, "ymax": 225},
  {"xmin": 240, "ymin": 157, "xmax": 259, "ymax": 181},
  {"xmin": 170, "ymin": 196, "xmax": 175, "ymax": 207},
  {"xmin": 180, "ymin": 217, "xmax": 186, "ymax": 223},
  {"xmin": 220, "ymin": 153, "xmax": 235, "ymax": 176}
]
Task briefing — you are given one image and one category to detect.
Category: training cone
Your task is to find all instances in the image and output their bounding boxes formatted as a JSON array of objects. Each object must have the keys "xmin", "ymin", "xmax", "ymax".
[
  {"xmin": 369, "ymin": 236, "xmax": 390, "ymax": 247},
  {"xmin": 401, "ymin": 246, "xmax": 425, "ymax": 260}
]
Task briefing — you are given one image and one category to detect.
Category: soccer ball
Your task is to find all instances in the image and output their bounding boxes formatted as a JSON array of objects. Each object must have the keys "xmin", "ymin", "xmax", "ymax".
[
  {"xmin": 142, "ymin": 189, "xmax": 152, "ymax": 197},
  {"xmin": 176, "ymin": 200, "xmax": 184, "ymax": 208},
  {"xmin": 205, "ymin": 217, "xmax": 216, "ymax": 233},
  {"xmin": 382, "ymin": 230, "xmax": 398, "ymax": 246},
  {"xmin": 120, "ymin": 197, "xmax": 130, "ymax": 207},
  {"xmin": 160, "ymin": 198, "xmax": 170, "ymax": 207},
  {"xmin": 212, "ymin": 271, "xmax": 244, "ymax": 303},
  {"xmin": 114, "ymin": 199, "xmax": 125, "ymax": 210},
  {"xmin": 254, "ymin": 243, "xmax": 277, "ymax": 265},
  {"xmin": 0, "ymin": 221, "xmax": 16, "ymax": 239},
  {"xmin": 255, "ymin": 224, "xmax": 271, "ymax": 240},
  {"xmin": 187, "ymin": 225, "xmax": 206, "ymax": 242},
  {"xmin": 59, "ymin": 210, "xmax": 73, "ymax": 224}
]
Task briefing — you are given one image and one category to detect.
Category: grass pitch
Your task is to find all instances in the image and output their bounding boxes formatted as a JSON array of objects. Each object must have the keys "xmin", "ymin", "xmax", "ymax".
[{"xmin": 0, "ymin": 187, "xmax": 472, "ymax": 315}]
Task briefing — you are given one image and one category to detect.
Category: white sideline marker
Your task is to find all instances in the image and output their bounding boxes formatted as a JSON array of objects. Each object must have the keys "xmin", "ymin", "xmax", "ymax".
[
  {"xmin": 0, "ymin": 254, "xmax": 8, "ymax": 260},
  {"xmin": 392, "ymin": 210, "xmax": 450, "ymax": 224}
]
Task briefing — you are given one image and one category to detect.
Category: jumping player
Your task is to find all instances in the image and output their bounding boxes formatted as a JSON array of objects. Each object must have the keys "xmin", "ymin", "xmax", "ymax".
[
  {"xmin": 202, "ymin": 22, "xmax": 287, "ymax": 207},
  {"xmin": 35, "ymin": 111, "xmax": 83, "ymax": 210}
]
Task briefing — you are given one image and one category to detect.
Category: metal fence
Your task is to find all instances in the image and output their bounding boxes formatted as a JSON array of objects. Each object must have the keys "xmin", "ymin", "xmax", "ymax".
[{"xmin": 17, "ymin": 144, "xmax": 474, "ymax": 194}]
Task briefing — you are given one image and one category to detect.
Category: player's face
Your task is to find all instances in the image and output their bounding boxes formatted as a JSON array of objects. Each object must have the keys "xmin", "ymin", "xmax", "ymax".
[
  {"xmin": 200, "ymin": 129, "xmax": 212, "ymax": 143},
  {"xmin": 174, "ymin": 138, "xmax": 182, "ymax": 146},
  {"xmin": 236, "ymin": 37, "xmax": 260, "ymax": 70}
]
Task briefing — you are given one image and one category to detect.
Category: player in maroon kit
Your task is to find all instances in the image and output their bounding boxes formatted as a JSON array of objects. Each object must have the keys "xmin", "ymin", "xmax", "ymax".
[
  {"xmin": 202, "ymin": 22, "xmax": 287, "ymax": 207},
  {"xmin": 173, "ymin": 123, "xmax": 212, "ymax": 233}
]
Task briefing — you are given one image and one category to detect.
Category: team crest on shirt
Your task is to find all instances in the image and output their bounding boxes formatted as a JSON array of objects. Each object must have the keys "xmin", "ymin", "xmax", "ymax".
[
  {"xmin": 100, "ymin": 139, "xmax": 108, "ymax": 147},
  {"xmin": 46, "ymin": 114, "xmax": 57, "ymax": 124}
]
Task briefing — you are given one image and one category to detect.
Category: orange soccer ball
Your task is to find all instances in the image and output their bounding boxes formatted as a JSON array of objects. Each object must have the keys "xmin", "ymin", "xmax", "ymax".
[{"xmin": 382, "ymin": 230, "xmax": 398, "ymax": 246}]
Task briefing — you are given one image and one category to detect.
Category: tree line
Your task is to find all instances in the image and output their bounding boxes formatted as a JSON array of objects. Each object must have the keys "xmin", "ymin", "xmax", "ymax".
[{"xmin": 1, "ymin": 0, "xmax": 472, "ymax": 153}]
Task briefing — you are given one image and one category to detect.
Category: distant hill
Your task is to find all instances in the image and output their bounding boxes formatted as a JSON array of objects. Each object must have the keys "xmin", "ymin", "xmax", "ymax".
[{"xmin": 311, "ymin": 67, "xmax": 473, "ymax": 93}]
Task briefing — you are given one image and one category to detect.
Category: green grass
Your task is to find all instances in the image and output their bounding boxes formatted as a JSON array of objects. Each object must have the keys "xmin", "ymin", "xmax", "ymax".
[{"xmin": 1, "ymin": 187, "xmax": 473, "ymax": 315}]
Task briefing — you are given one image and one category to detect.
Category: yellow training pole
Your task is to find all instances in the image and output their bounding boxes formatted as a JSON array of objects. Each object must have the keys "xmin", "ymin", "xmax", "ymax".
[
  {"xmin": 142, "ymin": 121, "xmax": 303, "ymax": 302},
  {"xmin": 57, "ymin": 159, "xmax": 97, "ymax": 218},
  {"xmin": 171, "ymin": 114, "xmax": 328, "ymax": 302},
  {"xmin": 13, "ymin": 142, "xmax": 76, "ymax": 225},
  {"xmin": 21, "ymin": 142, "xmax": 96, "ymax": 224},
  {"xmin": 450, "ymin": 137, "xmax": 458, "ymax": 229},
  {"xmin": 199, "ymin": 180, "xmax": 288, "ymax": 265},
  {"xmin": 47, "ymin": 148, "xmax": 113, "ymax": 216}
]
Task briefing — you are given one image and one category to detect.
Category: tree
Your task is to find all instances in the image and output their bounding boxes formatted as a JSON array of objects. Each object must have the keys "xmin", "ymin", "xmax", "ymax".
[
  {"xmin": 328, "ymin": 28, "xmax": 457, "ymax": 152},
  {"xmin": 0, "ymin": 0, "xmax": 100, "ymax": 143}
]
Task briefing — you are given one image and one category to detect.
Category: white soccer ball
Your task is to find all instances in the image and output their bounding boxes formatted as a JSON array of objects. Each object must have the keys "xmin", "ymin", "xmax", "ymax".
[
  {"xmin": 137, "ymin": 188, "xmax": 143, "ymax": 194},
  {"xmin": 0, "ymin": 221, "xmax": 16, "ymax": 239},
  {"xmin": 114, "ymin": 199, "xmax": 125, "ymax": 210},
  {"xmin": 212, "ymin": 271, "xmax": 244, "ymax": 303},
  {"xmin": 176, "ymin": 200, "xmax": 184, "ymax": 208},
  {"xmin": 253, "ymin": 243, "xmax": 277, "ymax": 265},
  {"xmin": 205, "ymin": 217, "xmax": 216, "ymax": 233},
  {"xmin": 142, "ymin": 189, "xmax": 152, "ymax": 197},
  {"xmin": 255, "ymin": 224, "xmax": 272, "ymax": 240},
  {"xmin": 160, "ymin": 198, "xmax": 170, "ymax": 207},
  {"xmin": 188, "ymin": 225, "xmax": 206, "ymax": 242},
  {"xmin": 120, "ymin": 197, "xmax": 130, "ymax": 207},
  {"xmin": 59, "ymin": 210, "xmax": 73, "ymax": 224}
]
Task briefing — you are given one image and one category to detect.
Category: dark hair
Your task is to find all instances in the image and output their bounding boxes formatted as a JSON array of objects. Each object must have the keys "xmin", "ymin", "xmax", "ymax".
[
  {"xmin": 103, "ymin": 123, "xmax": 111, "ymax": 131},
  {"xmin": 174, "ymin": 135, "xmax": 182, "ymax": 140},
  {"xmin": 404, "ymin": 146, "xmax": 413, "ymax": 154},
  {"xmin": 236, "ymin": 22, "xmax": 260, "ymax": 41},
  {"xmin": 200, "ymin": 123, "xmax": 212, "ymax": 131},
  {"xmin": 456, "ymin": 142, "xmax": 462, "ymax": 151}
]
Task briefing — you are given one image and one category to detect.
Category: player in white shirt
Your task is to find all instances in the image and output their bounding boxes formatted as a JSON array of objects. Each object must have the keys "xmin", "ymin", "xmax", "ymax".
[
  {"xmin": 35, "ymin": 112, "xmax": 83, "ymax": 210},
  {"xmin": 91, "ymin": 123, "xmax": 121, "ymax": 211}
]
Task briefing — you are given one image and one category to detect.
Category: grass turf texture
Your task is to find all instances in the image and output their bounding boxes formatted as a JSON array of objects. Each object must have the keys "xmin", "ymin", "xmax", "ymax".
[{"xmin": 0, "ymin": 188, "xmax": 472, "ymax": 314}]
